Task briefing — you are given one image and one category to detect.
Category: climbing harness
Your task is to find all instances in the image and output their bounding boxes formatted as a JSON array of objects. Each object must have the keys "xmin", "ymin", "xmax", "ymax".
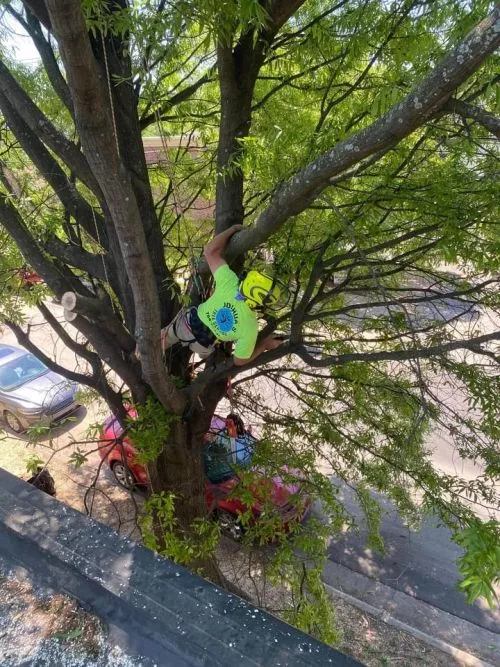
[
  {"xmin": 186, "ymin": 307, "xmax": 216, "ymax": 347},
  {"xmin": 167, "ymin": 306, "xmax": 216, "ymax": 349}
]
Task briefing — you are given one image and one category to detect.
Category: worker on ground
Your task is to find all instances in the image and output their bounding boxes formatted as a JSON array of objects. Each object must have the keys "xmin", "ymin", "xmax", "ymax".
[{"xmin": 161, "ymin": 224, "xmax": 283, "ymax": 365}]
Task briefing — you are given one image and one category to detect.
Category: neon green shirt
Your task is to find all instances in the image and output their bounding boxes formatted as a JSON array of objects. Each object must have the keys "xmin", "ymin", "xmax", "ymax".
[{"xmin": 198, "ymin": 265, "xmax": 259, "ymax": 359}]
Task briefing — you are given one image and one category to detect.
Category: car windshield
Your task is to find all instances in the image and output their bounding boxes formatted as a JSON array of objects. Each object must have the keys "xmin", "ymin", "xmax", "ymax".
[
  {"xmin": 0, "ymin": 354, "xmax": 48, "ymax": 390},
  {"xmin": 203, "ymin": 429, "xmax": 256, "ymax": 483}
]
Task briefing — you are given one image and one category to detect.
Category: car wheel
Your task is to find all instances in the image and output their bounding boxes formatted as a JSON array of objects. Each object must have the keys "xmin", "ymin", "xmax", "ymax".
[
  {"xmin": 216, "ymin": 509, "xmax": 244, "ymax": 541},
  {"xmin": 4, "ymin": 410, "xmax": 24, "ymax": 433},
  {"xmin": 111, "ymin": 461, "xmax": 137, "ymax": 490}
]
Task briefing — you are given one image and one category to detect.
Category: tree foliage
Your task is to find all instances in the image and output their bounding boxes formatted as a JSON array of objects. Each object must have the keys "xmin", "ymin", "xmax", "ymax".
[{"xmin": 0, "ymin": 0, "xmax": 498, "ymax": 641}]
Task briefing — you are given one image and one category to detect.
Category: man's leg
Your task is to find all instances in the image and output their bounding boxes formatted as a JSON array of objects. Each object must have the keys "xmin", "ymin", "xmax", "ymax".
[{"xmin": 161, "ymin": 307, "xmax": 215, "ymax": 357}]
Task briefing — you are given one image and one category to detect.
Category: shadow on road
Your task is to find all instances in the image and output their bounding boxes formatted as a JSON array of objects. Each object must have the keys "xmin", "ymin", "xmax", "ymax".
[{"xmin": 326, "ymin": 480, "xmax": 500, "ymax": 633}]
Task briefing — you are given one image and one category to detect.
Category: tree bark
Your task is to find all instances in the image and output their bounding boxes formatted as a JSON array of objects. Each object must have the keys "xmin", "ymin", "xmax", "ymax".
[
  {"xmin": 0, "ymin": 91, "xmax": 108, "ymax": 246},
  {"xmin": 61, "ymin": 291, "xmax": 136, "ymax": 353},
  {"xmin": 444, "ymin": 98, "xmax": 500, "ymax": 139},
  {"xmin": 20, "ymin": 5, "xmax": 74, "ymax": 115},
  {"xmin": 0, "ymin": 192, "xmax": 147, "ymax": 402},
  {"xmin": 0, "ymin": 59, "xmax": 97, "ymax": 193},
  {"xmin": 218, "ymin": 5, "xmax": 500, "ymax": 262},
  {"xmin": 45, "ymin": 0, "xmax": 184, "ymax": 414},
  {"xmin": 215, "ymin": 38, "xmax": 256, "ymax": 232},
  {"xmin": 215, "ymin": 1, "xmax": 307, "ymax": 233},
  {"xmin": 92, "ymin": 17, "xmax": 174, "ymax": 324}
]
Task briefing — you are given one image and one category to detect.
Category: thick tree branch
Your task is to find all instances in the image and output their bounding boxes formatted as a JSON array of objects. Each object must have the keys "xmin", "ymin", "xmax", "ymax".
[
  {"xmin": 215, "ymin": 0, "xmax": 307, "ymax": 233},
  {"xmin": 0, "ymin": 111, "xmax": 133, "ymax": 321},
  {"xmin": 21, "ymin": 0, "xmax": 52, "ymax": 31},
  {"xmin": 221, "ymin": 6, "xmax": 500, "ymax": 261},
  {"xmin": 45, "ymin": 0, "xmax": 185, "ymax": 413},
  {"xmin": 271, "ymin": 1, "xmax": 349, "ymax": 51},
  {"xmin": 444, "ymin": 98, "xmax": 500, "ymax": 140},
  {"xmin": 46, "ymin": 236, "xmax": 107, "ymax": 281},
  {"xmin": 69, "ymin": 312, "xmax": 147, "ymax": 403},
  {"xmin": 0, "ymin": 192, "xmax": 144, "ymax": 398},
  {"xmin": 61, "ymin": 290, "xmax": 136, "ymax": 353},
  {"xmin": 192, "ymin": 330, "xmax": 500, "ymax": 393},
  {"xmin": 262, "ymin": 0, "xmax": 308, "ymax": 44},
  {"xmin": 0, "ymin": 159, "xmax": 22, "ymax": 199},
  {"xmin": 0, "ymin": 92, "xmax": 108, "ymax": 247},
  {"xmin": 0, "ymin": 191, "xmax": 72, "ymax": 296},
  {"xmin": 296, "ymin": 331, "xmax": 500, "ymax": 368},
  {"xmin": 7, "ymin": 4, "xmax": 73, "ymax": 115},
  {"xmin": 93, "ymin": 26, "xmax": 174, "ymax": 325},
  {"xmin": 0, "ymin": 59, "xmax": 98, "ymax": 194}
]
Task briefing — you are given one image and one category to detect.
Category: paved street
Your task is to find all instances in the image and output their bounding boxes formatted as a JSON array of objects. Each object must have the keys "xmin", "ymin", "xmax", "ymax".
[
  {"xmin": 325, "ymin": 483, "xmax": 500, "ymax": 634},
  {"xmin": 324, "ymin": 298, "xmax": 500, "ymax": 636}
]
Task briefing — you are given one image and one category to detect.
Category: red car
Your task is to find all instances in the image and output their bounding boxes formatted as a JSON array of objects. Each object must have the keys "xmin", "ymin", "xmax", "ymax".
[{"xmin": 98, "ymin": 413, "xmax": 310, "ymax": 540}]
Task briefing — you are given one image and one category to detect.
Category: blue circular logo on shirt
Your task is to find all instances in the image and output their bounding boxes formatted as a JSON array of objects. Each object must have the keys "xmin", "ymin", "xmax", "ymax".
[{"xmin": 215, "ymin": 307, "xmax": 235, "ymax": 333}]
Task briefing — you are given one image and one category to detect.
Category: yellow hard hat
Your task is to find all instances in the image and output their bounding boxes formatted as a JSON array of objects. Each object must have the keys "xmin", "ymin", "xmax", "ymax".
[{"xmin": 239, "ymin": 270, "xmax": 281, "ymax": 309}]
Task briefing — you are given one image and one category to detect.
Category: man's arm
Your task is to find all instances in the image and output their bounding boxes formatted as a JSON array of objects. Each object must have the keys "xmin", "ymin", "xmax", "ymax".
[
  {"xmin": 233, "ymin": 335, "xmax": 283, "ymax": 366},
  {"xmin": 204, "ymin": 224, "xmax": 245, "ymax": 274}
]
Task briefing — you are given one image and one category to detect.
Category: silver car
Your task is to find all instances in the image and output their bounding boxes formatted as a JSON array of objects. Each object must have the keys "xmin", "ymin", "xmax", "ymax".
[{"xmin": 0, "ymin": 344, "xmax": 79, "ymax": 433}]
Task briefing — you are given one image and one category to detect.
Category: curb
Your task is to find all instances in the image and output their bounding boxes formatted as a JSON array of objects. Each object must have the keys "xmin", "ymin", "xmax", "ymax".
[
  {"xmin": 323, "ymin": 582, "xmax": 495, "ymax": 667},
  {"xmin": 322, "ymin": 558, "xmax": 499, "ymax": 665}
]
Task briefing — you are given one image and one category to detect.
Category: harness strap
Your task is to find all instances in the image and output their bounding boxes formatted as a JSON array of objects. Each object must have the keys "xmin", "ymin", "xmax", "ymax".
[
  {"xmin": 172, "ymin": 309, "xmax": 197, "ymax": 344},
  {"xmin": 188, "ymin": 307, "xmax": 217, "ymax": 347}
]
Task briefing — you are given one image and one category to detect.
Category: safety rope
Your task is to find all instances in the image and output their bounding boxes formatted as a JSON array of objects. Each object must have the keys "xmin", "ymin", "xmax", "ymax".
[
  {"xmin": 101, "ymin": 31, "xmax": 121, "ymax": 158},
  {"xmin": 152, "ymin": 106, "xmax": 208, "ymax": 302}
]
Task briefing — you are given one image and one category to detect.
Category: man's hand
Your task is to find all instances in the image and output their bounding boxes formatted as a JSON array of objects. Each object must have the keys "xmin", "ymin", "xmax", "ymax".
[
  {"xmin": 233, "ymin": 335, "xmax": 284, "ymax": 366},
  {"xmin": 204, "ymin": 224, "xmax": 246, "ymax": 274},
  {"xmin": 264, "ymin": 336, "xmax": 284, "ymax": 351}
]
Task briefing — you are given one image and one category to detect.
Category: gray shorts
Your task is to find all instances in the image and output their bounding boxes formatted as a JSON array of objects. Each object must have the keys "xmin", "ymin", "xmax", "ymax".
[{"xmin": 161, "ymin": 307, "xmax": 215, "ymax": 358}]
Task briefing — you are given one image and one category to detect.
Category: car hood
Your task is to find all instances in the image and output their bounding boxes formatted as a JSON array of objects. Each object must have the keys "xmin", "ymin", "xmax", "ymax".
[
  {"xmin": 240, "ymin": 466, "xmax": 305, "ymax": 509},
  {"xmin": 7, "ymin": 372, "xmax": 77, "ymax": 408}
]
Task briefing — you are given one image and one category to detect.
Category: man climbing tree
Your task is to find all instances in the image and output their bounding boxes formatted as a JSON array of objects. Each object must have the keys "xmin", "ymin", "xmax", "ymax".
[
  {"xmin": 0, "ymin": 0, "xmax": 498, "ymax": 639},
  {"xmin": 162, "ymin": 223, "xmax": 284, "ymax": 363}
]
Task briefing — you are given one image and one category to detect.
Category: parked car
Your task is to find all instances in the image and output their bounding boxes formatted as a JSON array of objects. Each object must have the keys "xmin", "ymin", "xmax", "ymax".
[
  {"xmin": 0, "ymin": 344, "xmax": 79, "ymax": 433},
  {"xmin": 98, "ymin": 413, "xmax": 310, "ymax": 540}
]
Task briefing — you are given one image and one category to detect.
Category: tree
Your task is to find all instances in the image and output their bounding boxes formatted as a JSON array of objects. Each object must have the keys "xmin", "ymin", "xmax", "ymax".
[{"xmin": 0, "ymin": 0, "xmax": 498, "ymax": 636}]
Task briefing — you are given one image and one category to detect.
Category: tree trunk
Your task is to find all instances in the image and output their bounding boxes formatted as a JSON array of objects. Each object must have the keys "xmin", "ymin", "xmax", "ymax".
[
  {"xmin": 215, "ymin": 36, "xmax": 259, "ymax": 233},
  {"xmin": 146, "ymin": 384, "xmax": 243, "ymax": 590}
]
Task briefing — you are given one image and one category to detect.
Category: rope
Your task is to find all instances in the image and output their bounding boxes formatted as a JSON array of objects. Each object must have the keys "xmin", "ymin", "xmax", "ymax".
[
  {"xmin": 152, "ymin": 105, "xmax": 208, "ymax": 301},
  {"xmin": 101, "ymin": 31, "xmax": 120, "ymax": 158},
  {"xmin": 91, "ymin": 205, "xmax": 121, "ymax": 319},
  {"xmin": 91, "ymin": 208, "xmax": 110, "ymax": 287}
]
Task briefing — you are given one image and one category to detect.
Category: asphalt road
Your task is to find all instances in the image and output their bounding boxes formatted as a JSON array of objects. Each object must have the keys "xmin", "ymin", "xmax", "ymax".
[{"xmin": 325, "ymin": 483, "xmax": 500, "ymax": 634}]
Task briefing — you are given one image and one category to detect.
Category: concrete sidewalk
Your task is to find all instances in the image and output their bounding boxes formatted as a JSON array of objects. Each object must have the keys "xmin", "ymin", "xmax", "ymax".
[
  {"xmin": 323, "ymin": 559, "xmax": 499, "ymax": 666},
  {"xmin": 327, "ymin": 483, "xmax": 499, "ymax": 633}
]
